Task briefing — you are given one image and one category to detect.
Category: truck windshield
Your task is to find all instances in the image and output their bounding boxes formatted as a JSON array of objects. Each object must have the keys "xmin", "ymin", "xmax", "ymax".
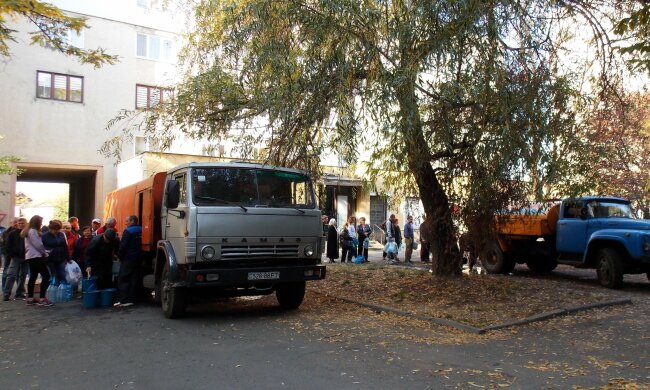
[
  {"xmin": 587, "ymin": 201, "xmax": 635, "ymax": 219},
  {"xmin": 191, "ymin": 168, "xmax": 315, "ymax": 208}
]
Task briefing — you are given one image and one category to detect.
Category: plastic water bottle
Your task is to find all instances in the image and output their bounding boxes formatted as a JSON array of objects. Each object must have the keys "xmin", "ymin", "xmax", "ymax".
[
  {"xmin": 56, "ymin": 284, "xmax": 64, "ymax": 303},
  {"xmin": 64, "ymin": 284, "xmax": 73, "ymax": 302},
  {"xmin": 47, "ymin": 277, "xmax": 57, "ymax": 302},
  {"xmin": 46, "ymin": 285, "xmax": 55, "ymax": 302}
]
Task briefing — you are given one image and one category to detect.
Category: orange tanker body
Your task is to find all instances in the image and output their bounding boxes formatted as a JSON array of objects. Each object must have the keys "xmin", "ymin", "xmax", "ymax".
[{"xmin": 104, "ymin": 172, "xmax": 166, "ymax": 260}]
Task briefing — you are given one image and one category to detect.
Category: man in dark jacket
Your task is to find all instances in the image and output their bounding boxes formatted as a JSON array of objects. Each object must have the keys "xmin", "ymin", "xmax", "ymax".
[
  {"xmin": 85, "ymin": 228, "xmax": 120, "ymax": 290},
  {"xmin": 1, "ymin": 218, "xmax": 17, "ymax": 291},
  {"xmin": 115, "ymin": 215, "xmax": 142, "ymax": 307},
  {"xmin": 3, "ymin": 218, "xmax": 27, "ymax": 300}
]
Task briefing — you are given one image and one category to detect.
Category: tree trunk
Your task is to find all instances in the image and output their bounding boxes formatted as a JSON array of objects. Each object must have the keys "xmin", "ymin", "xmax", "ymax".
[{"xmin": 395, "ymin": 77, "xmax": 462, "ymax": 276}]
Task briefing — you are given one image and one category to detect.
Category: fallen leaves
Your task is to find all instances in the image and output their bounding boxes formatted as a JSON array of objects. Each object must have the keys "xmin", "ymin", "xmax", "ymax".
[{"xmin": 311, "ymin": 264, "xmax": 626, "ymax": 328}]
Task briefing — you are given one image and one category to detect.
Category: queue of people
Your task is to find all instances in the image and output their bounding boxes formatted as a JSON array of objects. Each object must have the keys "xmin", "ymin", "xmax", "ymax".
[
  {"xmin": 2, "ymin": 214, "xmax": 142, "ymax": 308},
  {"xmin": 324, "ymin": 214, "xmax": 430, "ymax": 265}
]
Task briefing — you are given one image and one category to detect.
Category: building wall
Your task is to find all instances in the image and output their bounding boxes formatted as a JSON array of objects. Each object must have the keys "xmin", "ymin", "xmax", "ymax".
[{"xmin": 0, "ymin": 1, "xmax": 181, "ymax": 221}]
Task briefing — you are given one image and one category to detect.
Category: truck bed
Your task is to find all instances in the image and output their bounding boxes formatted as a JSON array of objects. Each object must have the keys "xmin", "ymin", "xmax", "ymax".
[{"xmin": 495, "ymin": 204, "xmax": 560, "ymax": 238}]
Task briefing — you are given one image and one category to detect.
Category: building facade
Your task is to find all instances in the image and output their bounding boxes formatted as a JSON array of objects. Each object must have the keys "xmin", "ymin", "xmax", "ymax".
[{"xmin": 0, "ymin": 0, "xmax": 182, "ymax": 224}]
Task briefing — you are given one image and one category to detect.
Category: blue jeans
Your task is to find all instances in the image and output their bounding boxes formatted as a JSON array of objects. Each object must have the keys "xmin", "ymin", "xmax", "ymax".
[
  {"xmin": 1, "ymin": 254, "xmax": 9, "ymax": 290},
  {"xmin": 3, "ymin": 256, "xmax": 28, "ymax": 297}
]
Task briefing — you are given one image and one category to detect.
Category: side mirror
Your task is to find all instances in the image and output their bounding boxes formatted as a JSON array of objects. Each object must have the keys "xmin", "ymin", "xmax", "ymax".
[{"xmin": 165, "ymin": 180, "xmax": 180, "ymax": 209}]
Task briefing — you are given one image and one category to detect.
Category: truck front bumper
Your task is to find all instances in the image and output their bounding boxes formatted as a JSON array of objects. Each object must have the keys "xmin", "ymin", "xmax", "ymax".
[{"xmin": 182, "ymin": 264, "xmax": 326, "ymax": 288}]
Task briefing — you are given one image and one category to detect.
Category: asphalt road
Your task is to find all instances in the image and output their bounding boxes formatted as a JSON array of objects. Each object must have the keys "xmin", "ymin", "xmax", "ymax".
[{"xmin": 0, "ymin": 261, "xmax": 648, "ymax": 390}]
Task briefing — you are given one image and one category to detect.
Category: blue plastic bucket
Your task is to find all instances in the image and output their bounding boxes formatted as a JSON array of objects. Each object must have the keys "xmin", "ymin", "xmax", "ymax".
[
  {"xmin": 83, "ymin": 291, "xmax": 99, "ymax": 309},
  {"xmin": 82, "ymin": 277, "xmax": 97, "ymax": 293},
  {"xmin": 99, "ymin": 288, "xmax": 117, "ymax": 308}
]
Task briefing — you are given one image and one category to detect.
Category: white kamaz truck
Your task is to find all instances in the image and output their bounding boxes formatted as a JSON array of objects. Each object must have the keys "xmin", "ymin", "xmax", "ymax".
[{"xmin": 104, "ymin": 162, "xmax": 326, "ymax": 318}]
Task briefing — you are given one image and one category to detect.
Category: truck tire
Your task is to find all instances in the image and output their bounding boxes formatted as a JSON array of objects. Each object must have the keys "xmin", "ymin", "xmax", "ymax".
[
  {"xmin": 502, "ymin": 255, "xmax": 516, "ymax": 274},
  {"xmin": 161, "ymin": 263, "xmax": 187, "ymax": 318},
  {"xmin": 276, "ymin": 281, "xmax": 306, "ymax": 310},
  {"xmin": 526, "ymin": 255, "xmax": 558, "ymax": 274},
  {"xmin": 480, "ymin": 243, "xmax": 512, "ymax": 274},
  {"xmin": 596, "ymin": 248, "xmax": 624, "ymax": 289}
]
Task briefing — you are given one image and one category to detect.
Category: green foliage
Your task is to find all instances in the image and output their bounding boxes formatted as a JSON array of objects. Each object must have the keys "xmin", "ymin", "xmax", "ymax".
[
  {"xmin": 0, "ymin": 0, "xmax": 117, "ymax": 68},
  {"xmin": 0, "ymin": 135, "xmax": 20, "ymax": 175},
  {"xmin": 103, "ymin": 0, "xmax": 637, "ymax": 274},
  {"xmin": 52, "ymin": 192, "xmax": 69, "ymax": 221},
  {"xmin": 614, "ymin": 2, "xmax": 650, "ymax": 73}
]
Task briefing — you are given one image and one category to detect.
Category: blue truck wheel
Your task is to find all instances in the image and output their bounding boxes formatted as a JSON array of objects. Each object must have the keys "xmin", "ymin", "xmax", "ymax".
[{"xmin": 596, "ymin": 248, "xmax": 624, "ymax": 289}]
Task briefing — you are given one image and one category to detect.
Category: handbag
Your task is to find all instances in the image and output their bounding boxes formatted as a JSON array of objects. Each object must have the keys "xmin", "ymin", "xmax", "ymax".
[{"xmin": 412, "ymin": 240, "xmax": 419, "ymax": 250}]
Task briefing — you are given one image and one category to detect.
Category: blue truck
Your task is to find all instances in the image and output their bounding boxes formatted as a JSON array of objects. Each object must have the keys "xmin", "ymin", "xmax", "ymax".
[{"xmin": 482, "ymin": 196, "xmax": 650, "ymax": 288}]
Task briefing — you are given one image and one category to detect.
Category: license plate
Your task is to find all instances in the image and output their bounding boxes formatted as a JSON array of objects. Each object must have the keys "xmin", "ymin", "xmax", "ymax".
[{"xmin": 247, "ymin": 271, "xmax": 280, "ymax": 281}]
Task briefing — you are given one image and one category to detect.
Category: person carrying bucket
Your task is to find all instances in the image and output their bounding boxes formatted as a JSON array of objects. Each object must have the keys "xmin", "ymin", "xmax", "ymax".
[{"xmin": 85, "ymin": 228, "xmax": 119, "ymax": 290}]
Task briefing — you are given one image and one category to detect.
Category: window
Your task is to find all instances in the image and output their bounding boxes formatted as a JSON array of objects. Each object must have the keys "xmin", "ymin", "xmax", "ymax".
[
  {"xmin": 37, "ymin": 71, "xmax": 83, "ymax": 102},
  {"xmin": 136, "ymin": 84, "xmax": 172, "ymax": 109},
  {"xmin": 65, "ymin": 29, "xmax": 84, "ymax": 49},
  {"xmin": 191, "ymin": 168, "xmax": 315, "ymax": 208},
  {"xmin": 174, "ymin": 173, "xmax": 187, "ymax": 204},
  {"xmin": 587, "ymin": 200, "xmax": 635, "ymax": 219},
  {"xmin": 136, "ymin": 33, "xmax": 174, "ymax": 61},
  {"xmin": 40, "ymin": 25, "xmax": 84, "ymax": 49},
  {"xmin": 562, "ymin": 201, "xmax": 583, "ymax": 219}
]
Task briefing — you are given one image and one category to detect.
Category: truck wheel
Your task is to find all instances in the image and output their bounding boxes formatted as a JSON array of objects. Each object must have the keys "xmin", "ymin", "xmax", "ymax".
[
  {"xmin": 276, "ymin": 281, "xmax": 306, "ymax": 310},
  {"xmin": 502, "ymin": 255, "xmax": 516, "ymax": 274},
  {"xmin": 161, "ymin": 263, "xmax": 187, "ymax": 318},
  {"xmin": 480, "ymin": 243, "xmax": 510, "ymax": 274},
  {"xmin": 526, "ymin": 255, "xmax": 558, "ymax": 274},
  {"xmin": 596, "ymin": 248, "xmax": 624, "ymax": 289}
]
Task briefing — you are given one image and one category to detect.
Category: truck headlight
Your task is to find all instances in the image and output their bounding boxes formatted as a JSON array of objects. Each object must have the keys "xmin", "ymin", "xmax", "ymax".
[
  {"xmin": 201, "ymin": 245, "xmax": 216, "ymax": 260},
  {"xmin": 304, "ymin": 245, "xmax": 314, "ymax": 257}
]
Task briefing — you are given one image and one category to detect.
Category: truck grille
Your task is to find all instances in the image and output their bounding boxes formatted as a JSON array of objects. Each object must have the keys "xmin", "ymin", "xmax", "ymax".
[{"xmin": 220, "ymin": 244, "xmax": 300, "ymax": 259}]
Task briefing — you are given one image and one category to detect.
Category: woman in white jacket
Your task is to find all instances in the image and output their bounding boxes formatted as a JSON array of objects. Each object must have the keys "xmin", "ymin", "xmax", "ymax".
[{"xmin": 21, "ymin": 215, "xmax": 53, "ymax": 306}]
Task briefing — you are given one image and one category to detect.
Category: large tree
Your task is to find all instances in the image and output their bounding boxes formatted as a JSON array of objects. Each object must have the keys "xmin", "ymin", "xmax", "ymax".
[{"xmin": 105, "ymin": 0, "xmax": 634, "ymax": 275}]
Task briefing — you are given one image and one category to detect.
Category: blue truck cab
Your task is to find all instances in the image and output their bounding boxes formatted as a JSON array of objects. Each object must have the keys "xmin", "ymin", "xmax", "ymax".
[{"xmin": 555, "ymin": 196, "xmax": 650, "ymax": 288}]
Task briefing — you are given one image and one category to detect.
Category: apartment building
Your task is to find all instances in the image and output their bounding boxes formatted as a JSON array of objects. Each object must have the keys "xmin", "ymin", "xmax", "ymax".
[{"xmin": 0, "ymin": 0, "xmax": 182, "ymax": 224}]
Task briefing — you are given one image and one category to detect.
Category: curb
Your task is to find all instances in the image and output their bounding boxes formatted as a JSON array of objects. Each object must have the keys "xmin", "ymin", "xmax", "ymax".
[{"xmin": 311, "ymin": 290, "xmax": 633, "ymax": 334}]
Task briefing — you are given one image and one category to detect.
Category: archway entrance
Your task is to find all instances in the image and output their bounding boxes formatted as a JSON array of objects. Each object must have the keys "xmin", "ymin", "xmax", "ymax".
[{"xmin": 15, "ymin": 164, "xmax": 100, "ymax": 226}]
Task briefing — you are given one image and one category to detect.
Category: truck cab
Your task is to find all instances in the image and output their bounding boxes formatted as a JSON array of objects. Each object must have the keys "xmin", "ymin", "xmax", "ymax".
[
  {"xmin": 145, "ymin": 162, "xmax": 326, "ymax": 317},
  {"xmin": 556, "ymin": 196, "xmax": 650, "ymax": 287}
]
